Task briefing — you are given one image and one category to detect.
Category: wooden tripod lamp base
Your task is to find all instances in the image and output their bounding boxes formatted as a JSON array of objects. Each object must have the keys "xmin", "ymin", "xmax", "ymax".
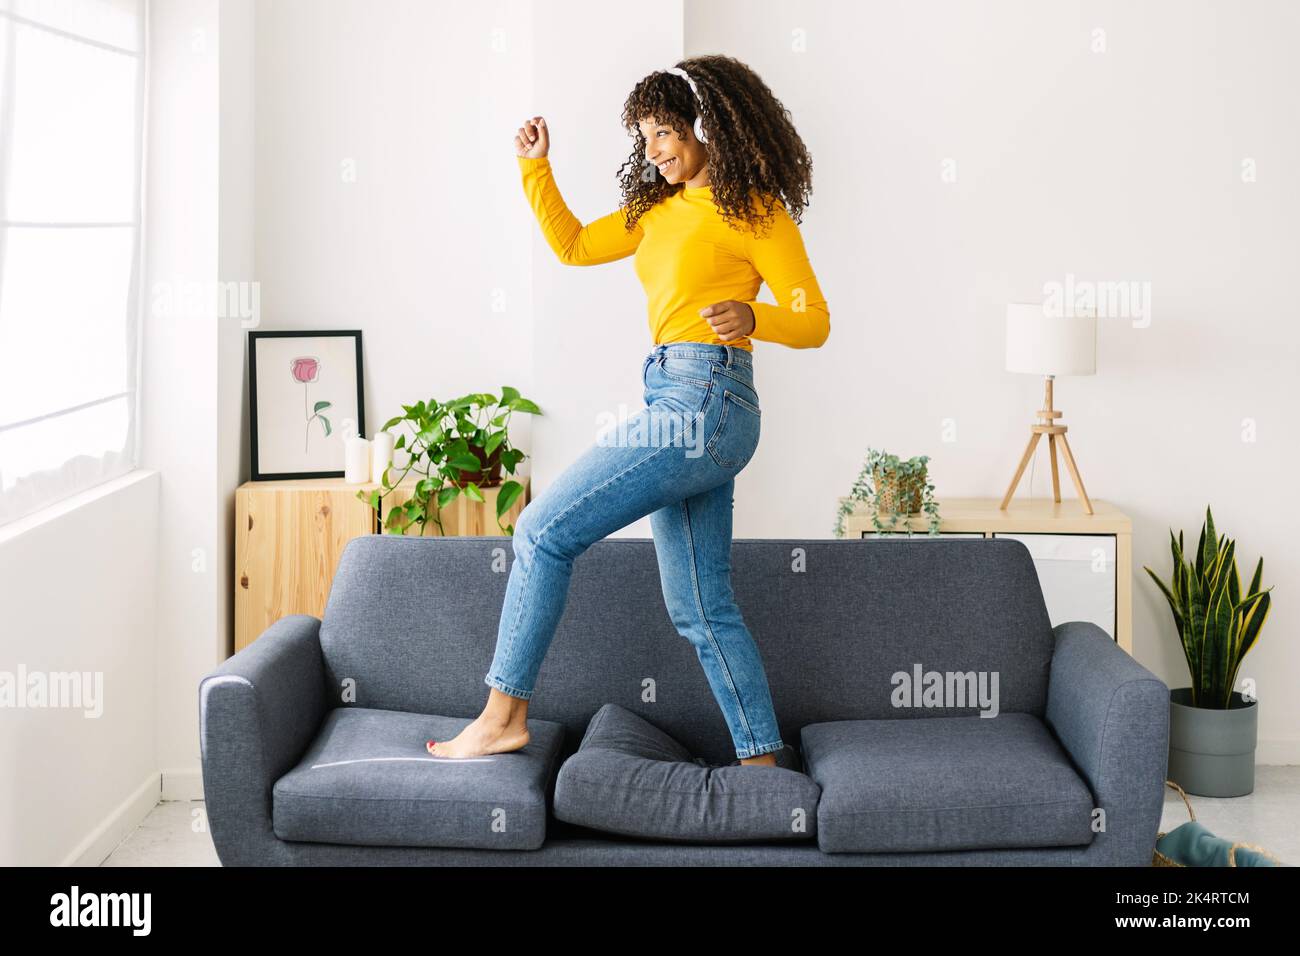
[{"xmin": 1000, "ymin": 375, "xmax": 1093, "ymax": 514}]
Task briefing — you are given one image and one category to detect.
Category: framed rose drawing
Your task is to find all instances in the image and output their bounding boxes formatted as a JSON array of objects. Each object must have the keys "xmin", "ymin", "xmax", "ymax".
[{"xmin": 249, "ymin": 330, "xmax": 365, "ymax": 480}]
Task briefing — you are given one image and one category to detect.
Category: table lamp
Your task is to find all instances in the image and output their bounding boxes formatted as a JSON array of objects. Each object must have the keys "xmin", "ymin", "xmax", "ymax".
[{"xmin": 1000, "ymin": 302, "xmax": 1096, "ymax": 514}]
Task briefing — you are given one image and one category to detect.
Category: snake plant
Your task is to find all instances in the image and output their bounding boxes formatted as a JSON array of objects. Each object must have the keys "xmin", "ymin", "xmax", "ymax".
[{"xmin": 1143, "ymin": 505, "xmax": 1273, "ymax": 709}]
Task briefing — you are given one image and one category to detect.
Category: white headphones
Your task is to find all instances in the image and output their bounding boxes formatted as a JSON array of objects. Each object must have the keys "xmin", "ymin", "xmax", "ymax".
[{"xmin": 665, "ymin": 66, "xmax": 708, "ymax": 144}]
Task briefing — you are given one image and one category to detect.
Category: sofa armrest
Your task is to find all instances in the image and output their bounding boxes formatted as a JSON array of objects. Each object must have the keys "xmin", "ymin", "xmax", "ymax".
[
  {"xmin": 1044, "ymin": 620, "xmax": 1170, "ymax": 864},
  {"xmin": 199, "ymin": 614, "xmax": 330, "ymax": 864}
]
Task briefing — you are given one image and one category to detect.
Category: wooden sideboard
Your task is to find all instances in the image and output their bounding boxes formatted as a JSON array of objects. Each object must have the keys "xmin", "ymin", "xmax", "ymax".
[
  {"xmin": 838, "ymin": 497, "xmax": 1133, "ymax": 654},
  {"xmin": 233, "ymin": 475, "xmax": 530, "ymax": 652}
]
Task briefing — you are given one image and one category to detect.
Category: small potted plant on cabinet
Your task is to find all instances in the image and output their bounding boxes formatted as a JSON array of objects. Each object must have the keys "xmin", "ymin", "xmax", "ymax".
[
  {"xmin": 358, "ymin": 386, "xmax": 540, "ymax": 536},
  {"xmin": 834, "ymin": 447, "xmax": 941, "ymax": 538}
]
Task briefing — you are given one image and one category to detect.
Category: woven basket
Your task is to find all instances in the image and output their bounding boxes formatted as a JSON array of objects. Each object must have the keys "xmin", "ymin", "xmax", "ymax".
[
  {"xmin": 872, "ymin": 465, "xmax": 925, "ymax": 515},
  {"xmin": 1153, "ymin": 779, "xmax": 1284, "ymax": 866}
]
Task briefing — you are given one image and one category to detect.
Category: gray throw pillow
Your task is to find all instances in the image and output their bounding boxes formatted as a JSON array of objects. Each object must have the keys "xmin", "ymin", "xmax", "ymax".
[{"xmin": 553, "ymin": 703, "xmax": 820, "ymax": 844}]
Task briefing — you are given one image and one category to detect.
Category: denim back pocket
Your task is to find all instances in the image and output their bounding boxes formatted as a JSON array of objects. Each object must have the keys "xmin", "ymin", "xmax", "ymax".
[{"xmin": 706, "ymin": 387, "xmax": 761, "ymax": 469}]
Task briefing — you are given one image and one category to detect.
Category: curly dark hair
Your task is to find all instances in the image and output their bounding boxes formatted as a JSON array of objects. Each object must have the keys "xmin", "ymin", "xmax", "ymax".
[{"xmin": 617, "ymin": 54, "xmax": 814, "ymax": 238}]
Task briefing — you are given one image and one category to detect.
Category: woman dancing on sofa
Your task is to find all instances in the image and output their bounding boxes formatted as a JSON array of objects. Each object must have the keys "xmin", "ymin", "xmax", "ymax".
[{"xmin": 428, "ymin": 54, "xmax": 830, "ymax": 766}]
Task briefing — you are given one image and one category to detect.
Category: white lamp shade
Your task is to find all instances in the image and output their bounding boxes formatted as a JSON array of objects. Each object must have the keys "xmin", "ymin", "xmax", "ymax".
[{"xmin": 1005, "ymin": 303, "xmax": 1096, "ymax": 376}]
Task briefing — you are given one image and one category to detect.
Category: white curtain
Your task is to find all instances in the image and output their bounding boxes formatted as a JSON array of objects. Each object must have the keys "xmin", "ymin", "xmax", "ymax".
[{"xmin": 0, "ymin": 0, "xmax": 145, "ymax": 525}]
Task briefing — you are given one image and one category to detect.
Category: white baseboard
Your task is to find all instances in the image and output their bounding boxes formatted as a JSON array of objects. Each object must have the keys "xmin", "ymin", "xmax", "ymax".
[
  {"xmin": 62, "ymin": 773, "xmax": 161, "ymax": 867},
  {"xmin": 1256, "ymin": 738, "xmax": 1300, "ymax": 766},
  {"xmin": 160, "ymin": 767, "xmax": 205, "ymax": 802}
]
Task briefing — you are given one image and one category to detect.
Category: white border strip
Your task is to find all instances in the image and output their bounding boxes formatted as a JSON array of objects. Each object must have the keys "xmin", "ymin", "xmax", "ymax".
[{"xmin": 310, "ymin": 756, "xmax": 498, "ymax": 768}]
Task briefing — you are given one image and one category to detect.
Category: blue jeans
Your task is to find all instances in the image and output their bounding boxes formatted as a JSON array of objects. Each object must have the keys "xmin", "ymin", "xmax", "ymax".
[{"xmin": 484, "ymin": 342, "xmax": 783, "ymax": 759}]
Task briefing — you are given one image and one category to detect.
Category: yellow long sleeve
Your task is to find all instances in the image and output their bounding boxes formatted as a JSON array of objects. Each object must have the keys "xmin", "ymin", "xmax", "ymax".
[
  {"xmin": 517, "ymin": 155, "xmax": 642, "ymax": 265},
  {"xmin": 517, "ymin": 154, "xmax": 830, "ymax": 351},
  {"xmin": 739, "ymin": 203, "xmax": 831, "ymax": 349}
]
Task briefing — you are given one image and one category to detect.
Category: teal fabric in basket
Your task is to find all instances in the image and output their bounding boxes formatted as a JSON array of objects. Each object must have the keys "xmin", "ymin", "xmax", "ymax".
[{"xmin": 1156, "ymin": 821, "xmax": 1281, "ymax": 867}]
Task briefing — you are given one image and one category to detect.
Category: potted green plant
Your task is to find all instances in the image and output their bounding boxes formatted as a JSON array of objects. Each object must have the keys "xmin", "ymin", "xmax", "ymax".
[
  {"xmin": 833, "ymin": 447, "xmax": 941, "ymax": 538},
  {"xmin": 357, "ymin": 386, "xmax": 540, "ymax": 536},
  {"xmin": 1143, "ymin": 505, "xmax": 1273, "ymax": 797}
]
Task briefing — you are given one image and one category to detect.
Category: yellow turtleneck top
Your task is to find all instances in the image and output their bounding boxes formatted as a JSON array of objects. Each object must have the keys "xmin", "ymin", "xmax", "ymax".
[{"xmin": 517, "ymin": 155, "xmax": 830, "ymax": 351}]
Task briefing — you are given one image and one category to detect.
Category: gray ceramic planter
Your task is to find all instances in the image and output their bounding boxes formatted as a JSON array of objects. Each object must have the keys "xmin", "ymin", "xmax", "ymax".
[{"xmin": 1168, "ymin": 688, "xmax": 1258, "ymax": 797}]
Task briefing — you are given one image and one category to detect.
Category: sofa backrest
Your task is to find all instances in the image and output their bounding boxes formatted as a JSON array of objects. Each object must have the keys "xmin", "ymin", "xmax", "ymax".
[{"xmin": 319, "ymin": 535, "xmax": 1054, "ymax": 767}]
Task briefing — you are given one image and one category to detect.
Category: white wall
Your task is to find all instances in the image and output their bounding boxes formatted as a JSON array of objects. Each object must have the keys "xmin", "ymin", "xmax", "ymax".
[
  {"xmin": 217, "ymin": 0, "xmax": 256, "ymax": 712},
  {"xmin": 0, "ymin": 471, "xmax": 160, "ymax": 866},
  {"xmin": 142, "ymin": 0, "xmax": 250, "ymax": 795},
  {"xmin": 254, "ymin": 0, "xmax": 536, "ymax": 489},
  {"xmin": 687, "ymin": 0, "xmax": 1300, "ymax": 761}
]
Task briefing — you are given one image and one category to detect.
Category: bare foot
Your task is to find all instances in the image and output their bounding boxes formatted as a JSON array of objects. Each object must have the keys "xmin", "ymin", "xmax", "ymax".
[
  {"xmin": 738, "ymin": 752, "xmax": 778, "ymax": 767},
  {"xmin": 428, "ymin": 714, "xmax": 529, "ymax": 758},
  {"xmin": 427, "ymin": 688, "xmax": 531, "ymax": 758}
]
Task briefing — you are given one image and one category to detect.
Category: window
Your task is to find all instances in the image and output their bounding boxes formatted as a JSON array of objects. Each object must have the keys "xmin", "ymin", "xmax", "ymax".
[{"xmin": 0, "ymin": 0, "xmax": 146, "ymax": 525}]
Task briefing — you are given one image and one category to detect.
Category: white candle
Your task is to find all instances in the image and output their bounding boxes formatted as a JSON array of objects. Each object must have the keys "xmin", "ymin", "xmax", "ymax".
[
  {"xmin": 344, "ymin": 434, "xmax": 370, "ymax": 484},
  {"xmin": 371, "ymin": 431, "xmax": 396, "ymax": 484}
]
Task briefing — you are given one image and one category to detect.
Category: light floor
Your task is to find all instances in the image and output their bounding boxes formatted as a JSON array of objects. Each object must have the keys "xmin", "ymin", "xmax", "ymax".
[{"xmin": 100, "ymin": 765, "xmax": 1297, "ymax": 866}]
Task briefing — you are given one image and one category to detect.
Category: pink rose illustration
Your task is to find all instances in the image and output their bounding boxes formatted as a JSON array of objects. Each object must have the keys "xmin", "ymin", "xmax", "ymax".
[
  {"xmin": 291, "ymin": 357, "xmax": 319, "ymax": 383},
  {"xmin": 291, "ymin": 356, "xmax": 331, "ymax": 451}
]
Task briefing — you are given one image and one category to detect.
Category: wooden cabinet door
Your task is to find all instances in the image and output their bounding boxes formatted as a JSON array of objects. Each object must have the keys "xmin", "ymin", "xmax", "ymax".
[
  {"xmin": 234, "ymin": 486, "xmax": 374, "ymax": 652},
  {"xmin": 232, "ymin": 478, "xmax": 530, "ymax": 653}
]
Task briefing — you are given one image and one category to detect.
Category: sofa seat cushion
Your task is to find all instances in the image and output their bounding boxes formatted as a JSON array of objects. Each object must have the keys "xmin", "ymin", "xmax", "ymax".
[
  {"xmin": 272, "ymin": 706, "xmax": 565, "ymax": 850},
  {"xmin": 801, "ymin": 713, "xmax": 1096, "ymax": 853},
  {"xmin": 553, "ymin": 703, "xmax": 820, "ymax": 844}
]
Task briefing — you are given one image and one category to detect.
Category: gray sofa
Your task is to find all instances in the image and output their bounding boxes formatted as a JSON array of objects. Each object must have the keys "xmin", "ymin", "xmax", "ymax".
[{"xmin": 199, "ymin": 534, "xmax": 1169, "ymax": 865}]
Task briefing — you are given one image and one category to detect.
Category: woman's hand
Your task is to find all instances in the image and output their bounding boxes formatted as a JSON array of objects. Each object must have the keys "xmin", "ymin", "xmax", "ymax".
[
  {"xmin": 515, "ymin": 116, "xmax": 549, "ymax": 158},
  {"xmin": 700, "ymin": 300, "xmax": 756, "ymax": 341}
]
